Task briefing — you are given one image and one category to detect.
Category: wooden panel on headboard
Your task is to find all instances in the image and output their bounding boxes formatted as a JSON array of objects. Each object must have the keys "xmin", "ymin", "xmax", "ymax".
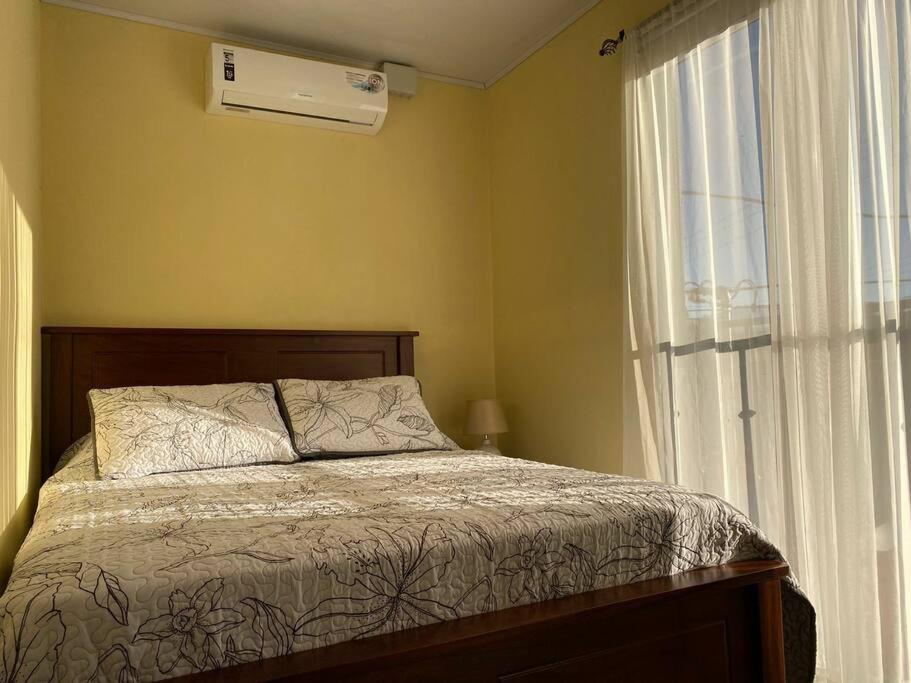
[{"xmin": 41, "ymin": 327, "xmax": 418, "ymax": 480}]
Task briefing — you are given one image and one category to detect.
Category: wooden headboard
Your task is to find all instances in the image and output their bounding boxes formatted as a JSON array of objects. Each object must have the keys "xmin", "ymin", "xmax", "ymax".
[{"xmin": 40, "ymin": 327, "xmax": 418, "ymax": 480}]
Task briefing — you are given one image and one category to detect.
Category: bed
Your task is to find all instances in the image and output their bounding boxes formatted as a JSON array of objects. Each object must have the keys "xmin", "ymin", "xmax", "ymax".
[{"xmin": 0, "ymin": 327, "xmax": 814, "ymax": 682}]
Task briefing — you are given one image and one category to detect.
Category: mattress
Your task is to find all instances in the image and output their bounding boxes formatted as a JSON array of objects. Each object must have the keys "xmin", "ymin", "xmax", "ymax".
[{"xmin": 0, "ymin": 450, "xmax": 815, "ymax": 681}]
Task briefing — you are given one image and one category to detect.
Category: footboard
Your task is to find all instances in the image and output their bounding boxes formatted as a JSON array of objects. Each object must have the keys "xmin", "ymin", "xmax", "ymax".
[{"xmin": 175, "ymin": 561, "xmax": 788, "ymax": 683}]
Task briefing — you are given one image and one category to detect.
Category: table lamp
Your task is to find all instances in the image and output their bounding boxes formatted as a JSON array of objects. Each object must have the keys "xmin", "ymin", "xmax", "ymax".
[{"xmin": 465, "ymin": 399, "xmax": 508, "ymax": 454}]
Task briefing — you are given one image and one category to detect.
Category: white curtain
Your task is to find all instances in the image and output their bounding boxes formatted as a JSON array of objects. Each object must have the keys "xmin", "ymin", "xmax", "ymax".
[{"xmin": 623, "ymin": 0, "xmax": 911, "ymax": 680}]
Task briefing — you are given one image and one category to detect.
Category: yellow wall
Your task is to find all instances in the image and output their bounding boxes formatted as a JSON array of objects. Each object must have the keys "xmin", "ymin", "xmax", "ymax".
[
  {"xmin": 0, "ymin": 0, "xmax": 43, "ymax": 587},
  {"xmin": 36, "ymin": 0, "xmax": 668, "ymax": 510},
  {"xmin": 41, "ymin": 5, "xmax": 496, "ymax": 442},
  {"xmin": 487, "ymin": 0, "xmax": 665, "ymax": 473}
]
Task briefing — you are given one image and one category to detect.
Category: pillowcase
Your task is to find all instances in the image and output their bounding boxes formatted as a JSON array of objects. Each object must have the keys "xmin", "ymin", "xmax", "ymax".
[
  {"xmin": 88, "ymin": 383, "xmax": 297, "ymax": 479},
  {"xmin": 51, "ymin": 433, "xmax": 98, "ymax": 482},
  {"xmin": 275, "ymin": 375, "xmax": 457, "ymax": 457}
]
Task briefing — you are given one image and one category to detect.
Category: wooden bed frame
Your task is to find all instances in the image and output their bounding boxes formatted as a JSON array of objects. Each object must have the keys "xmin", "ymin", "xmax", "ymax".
[{"xmin": 41, "ymin": 327, "xmax": 788, "ymax": 682}]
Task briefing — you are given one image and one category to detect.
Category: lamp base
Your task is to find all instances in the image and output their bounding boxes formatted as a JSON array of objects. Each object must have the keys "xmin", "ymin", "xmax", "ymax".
[{"xmin": 478, "ymin": 435, "xmax": 501, "ymax": 455}]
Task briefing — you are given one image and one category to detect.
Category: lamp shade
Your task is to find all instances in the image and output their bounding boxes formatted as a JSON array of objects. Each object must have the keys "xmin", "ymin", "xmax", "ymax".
[{"xmin": 464, "ymin": 399, "xmax": 508, "ymax": 436}]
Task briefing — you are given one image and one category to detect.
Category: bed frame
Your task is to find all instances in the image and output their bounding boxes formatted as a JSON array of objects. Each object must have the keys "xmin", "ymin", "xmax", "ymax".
[{"xmin": 41, "ymin": 327, "xmax": 788, "ymax": 682}]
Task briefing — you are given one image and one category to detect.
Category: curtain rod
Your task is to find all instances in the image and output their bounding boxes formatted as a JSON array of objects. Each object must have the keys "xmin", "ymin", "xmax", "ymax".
[
  {"xmin": 599, "ymin": 29, "xmax": 625, "ymax": 56},
  {"xmin": 598, "ymin": 0, "xmax": 707, "ymax": 56},
  {"xmin": 602, "ymin": 0, "xmax": 733, "ymax": 56}
]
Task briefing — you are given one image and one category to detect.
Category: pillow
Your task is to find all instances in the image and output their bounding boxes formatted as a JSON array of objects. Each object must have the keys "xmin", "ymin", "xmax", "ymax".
[
  {"xmin": 275, "ymin": 376, "xmax": 457, "ymax": 457},
  {"xmin": 88, "ymin": 383, "xmax": 297, "ymax": 479},
  {"xmin": 51, "ymin": 433, "xmax": 98, "ymax": 481}
]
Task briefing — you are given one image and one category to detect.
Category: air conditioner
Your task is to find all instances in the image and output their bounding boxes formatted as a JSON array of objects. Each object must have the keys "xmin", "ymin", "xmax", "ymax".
[{"xmin": 205, "ymin": 43, "xmax": 388, "ymax": 135}]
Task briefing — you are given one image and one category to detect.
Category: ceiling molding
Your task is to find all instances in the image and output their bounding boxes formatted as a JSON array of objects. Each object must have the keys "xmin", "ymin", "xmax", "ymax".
[
  {"xmin": 40, "ymin": 0, "xmax": 487, "ymax": 90},
  {"xmin": 482, "ymin": 0, "xmax": 600, "ymax": 88}
]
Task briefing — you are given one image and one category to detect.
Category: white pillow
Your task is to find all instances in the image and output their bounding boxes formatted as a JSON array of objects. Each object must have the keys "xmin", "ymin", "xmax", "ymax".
[
  {"xmin": 50, "ymin": 433, "xmax": 98, "ymax": 482},
  {"xmin": 88, "ymin": 383, "xmax": 297, "ymax": 479},
  {"xmin": 276, "ymin": 376, "xmax": 457, "ymax": 457}
]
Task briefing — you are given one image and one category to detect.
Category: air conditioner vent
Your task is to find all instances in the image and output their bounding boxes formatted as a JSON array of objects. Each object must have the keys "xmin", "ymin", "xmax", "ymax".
[{"xmin": 206, "ymin": 43, "xmax": 387, "ymax": 135}]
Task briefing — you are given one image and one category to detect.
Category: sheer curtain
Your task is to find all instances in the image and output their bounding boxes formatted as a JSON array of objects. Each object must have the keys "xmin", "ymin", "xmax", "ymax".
[{"xmin": 623, "ymin": 0, "xmax": 911, "ymax": 680}]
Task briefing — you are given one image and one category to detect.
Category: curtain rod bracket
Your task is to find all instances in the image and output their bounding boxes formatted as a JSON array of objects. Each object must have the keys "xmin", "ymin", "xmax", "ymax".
[{"xmin": 599, "ymin": 29, "xmax": 625, "ymax": 56}]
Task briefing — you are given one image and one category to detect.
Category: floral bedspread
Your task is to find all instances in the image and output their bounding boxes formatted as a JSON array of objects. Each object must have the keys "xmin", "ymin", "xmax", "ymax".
[{"xmin": 0, "ymin": 450, "xmax": 815, "ymax": 682}]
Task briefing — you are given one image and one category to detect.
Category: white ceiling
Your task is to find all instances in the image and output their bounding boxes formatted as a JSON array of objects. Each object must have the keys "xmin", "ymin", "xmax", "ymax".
[{"xmin": 43, "ymin": 0, "xmax": 601, "ymax": 88}]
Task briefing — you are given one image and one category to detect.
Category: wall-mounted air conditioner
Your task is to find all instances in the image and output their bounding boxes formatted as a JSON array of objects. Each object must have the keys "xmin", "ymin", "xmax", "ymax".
[{"xmin": 206, "ymin": 43, "xmax": 388, "ymax": 135}]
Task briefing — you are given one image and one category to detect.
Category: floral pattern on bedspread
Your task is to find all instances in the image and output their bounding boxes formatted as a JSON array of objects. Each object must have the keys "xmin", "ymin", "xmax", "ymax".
[{"xmin": 0, "ymin": 451, "xmax": 816, "ymax": 682}]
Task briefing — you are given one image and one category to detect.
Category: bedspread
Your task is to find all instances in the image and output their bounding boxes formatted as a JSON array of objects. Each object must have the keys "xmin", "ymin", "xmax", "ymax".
[{"xmin": 0, "ymin": 450, "xmax": 815, "ymax": 681}]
